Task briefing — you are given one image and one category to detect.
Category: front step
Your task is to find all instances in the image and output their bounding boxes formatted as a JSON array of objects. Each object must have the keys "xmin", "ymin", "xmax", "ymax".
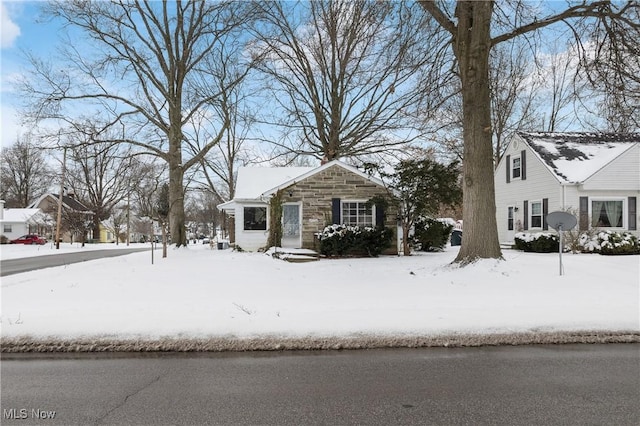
[
  {"xmin": 283, "ymin": 254, "xmax": 320, "ymax": 263},
  {"xmin": 269, "ymin": 247, "xmax": 321, "ymax": 262}
]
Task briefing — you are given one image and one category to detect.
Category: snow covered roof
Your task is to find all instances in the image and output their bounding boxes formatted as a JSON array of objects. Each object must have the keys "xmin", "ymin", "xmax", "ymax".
[
  {"xmin": 219, "ymin": 160, "xmax": 387, "ymax": 211},
  {"xmin": 518, "ymin": 131, "xmax": 639, "ymax": 183},
  {"xmin": 29, "ymin": 193, "xmax": 94, "ymax": 214},
  {"xmin": 233, "ymin": 166, "xmax": 315, "ymax": 200},
  {"xmin": 260, "ymin": 160, "xmax": 386, "ymax": 197},
  {"xmin": 0, "ymin": 208, "xmax": 44, "ymax": 223}
]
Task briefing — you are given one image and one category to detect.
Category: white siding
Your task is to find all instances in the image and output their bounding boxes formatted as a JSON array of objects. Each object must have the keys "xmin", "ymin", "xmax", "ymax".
[
  {"xmin": 495, "ymin": 135, "xmax": 564, "ymax": 243},
  {"xmin": 233, "ymin": 202, "xmax": 270, "ymax": 251},
  {"xmin": 565, "ymin": 188, "xmax": 639, "ymax": 237},
  {"xmin": 583, "ymin": 144, "xmax": 640, "ymax": 191},
  {"xmin": 1, "ymin": 222, "xmax": 30, "ymax": 240}
]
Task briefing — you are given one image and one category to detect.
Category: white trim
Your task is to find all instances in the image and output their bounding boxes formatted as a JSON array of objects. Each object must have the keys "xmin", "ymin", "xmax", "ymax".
[
  {"xmin": 529, "ymin": 200, "xmax": 543, "ymax": 229},
  {"xmin": 242, "ymin": 205, "xmax": 268, "ymax": 232},
  {"xmin": 588, "ymin": 196, "xmax": 627, "ymax": 230},
  {"xmin": 260, "ymin": 160, "xmax": 387, "ymax": 197},
  {"xmin": 511, "ymin": 155, "xmax": 522, "ymax": 181},
  {"xmin": 281, "ymin": 202, "xmax": 302, "ymax": 248},
  {"xmin": 340, "ymin": 199, "xmax": 376, "ymax": 227}
]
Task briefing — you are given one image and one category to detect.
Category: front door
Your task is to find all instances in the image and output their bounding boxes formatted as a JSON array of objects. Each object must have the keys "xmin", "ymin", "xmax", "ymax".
[
  {"xmin": 506, "ymin": 206, "xmax": 515, "ymax": 243},
  {"xmin": 282, "ymin": 203, "xmax": 301, "ymax": 248}
]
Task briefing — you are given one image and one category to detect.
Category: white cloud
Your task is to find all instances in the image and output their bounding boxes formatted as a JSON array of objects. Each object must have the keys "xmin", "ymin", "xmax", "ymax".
[{"xmin": 1, "ymin": 2, "xmax": 21, "ymax": 48}]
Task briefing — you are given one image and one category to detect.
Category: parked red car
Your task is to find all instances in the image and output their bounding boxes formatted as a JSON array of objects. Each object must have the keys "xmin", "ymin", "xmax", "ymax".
[{"xmin": 10, "ymin": 234, "xmax": 47, "ymax": 245}]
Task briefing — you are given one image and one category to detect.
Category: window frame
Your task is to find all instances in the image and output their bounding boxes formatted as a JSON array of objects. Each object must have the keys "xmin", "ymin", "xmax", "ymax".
[
  {"xmin": 511, "ymin": 155, "xmax": 522, "ymax": 180},
  {"xmin": 589, "ymin": 197, "xmax": 626, "ymax": 229},
  {"xmin": 243, "ymin": 206, "xmax": 268, "ymax": 231},
  {"xmin": 340, "ymin": 200, "xmax": 375, "ymax": 227},
  {"xmin": 530, "ymin": 200, "xmax": 543, "ymax": 229},
  {"xmin": 3, "ymin": 224, "xmax": 12, "ymax": 233}
]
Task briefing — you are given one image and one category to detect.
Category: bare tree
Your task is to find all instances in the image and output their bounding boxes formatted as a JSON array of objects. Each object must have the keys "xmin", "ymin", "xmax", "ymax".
[
  {"xmin": 65, "ymin": 128, "xmax": 150, "ymax": 242},
  {"xmin": 576, "ymin": 4, "xmax": 640, "ymax": 132},
  {"xmin": 418, "ymin": 0, "xmax": 639, "ymax": 264},
  {"xmin": 490, "ymin": 40, "xmax": 540, "ymax": 164},
  {"xmin": 535, "ymin": 45, "xmax": 582, "ymax": 132},
  {"xmin": 0, "ymin": 135, "xmax": 53, "ymax": 208},
  {"xmin": 20, "ymin": 0, "xmax": 257, "ymax": 246},
  {"xmin": 251, "ymin": 0, "xmax": 449, "ymax": 161}
]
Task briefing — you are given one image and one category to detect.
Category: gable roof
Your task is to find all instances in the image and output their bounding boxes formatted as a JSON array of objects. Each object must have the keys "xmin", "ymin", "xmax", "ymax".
[
  {"xmin": 233, "ymin": 166, "xmax": 315, "ymax": 200},
  {"xmin": 517, "ymin": 131, "xmax": 639, "ymax": 184},
  {"xmin": 0, "ymin": 208, "xmax": 44, "ymax": 223},
  {"xmin": 260, "ymin": 160, "xmax": 386, "ymax": 197},
  {"xmin": 218, "ymin": 160, "xmax": 387, "ymax": 211},
  {"xmin": 29, "ymin": 193, "xmax": 93, "ymax": 213}
]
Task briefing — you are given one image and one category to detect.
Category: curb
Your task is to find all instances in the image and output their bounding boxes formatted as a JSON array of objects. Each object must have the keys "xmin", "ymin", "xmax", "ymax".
[{"xmin": 2, "ymin": 330, "xmax": 639, "ymax": 353}]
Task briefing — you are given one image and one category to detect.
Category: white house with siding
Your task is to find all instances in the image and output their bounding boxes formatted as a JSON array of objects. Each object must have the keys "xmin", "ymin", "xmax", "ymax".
[
  {"xmin": 0, "ymin": 200, "xmax": 51, "ymax": 241},
  {"xmin": 494, "ymin": 132, "xmax": 639, "ymax": 244}
]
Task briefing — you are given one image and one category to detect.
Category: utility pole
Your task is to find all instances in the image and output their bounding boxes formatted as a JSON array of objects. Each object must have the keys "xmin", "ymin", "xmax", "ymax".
[{"xmin": 55, "ymin": 147, "xmax": 67, "ymax": 250}]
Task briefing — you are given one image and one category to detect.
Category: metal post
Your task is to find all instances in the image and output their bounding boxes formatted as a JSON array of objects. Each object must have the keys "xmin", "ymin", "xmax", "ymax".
[
  {"xmin": 55, "ymin": 147, "xmax": 67, "ymax": 250},
  {"xmin": 559, "ymin": 224, "xmax": 563, "ymax": 276},
  {"xmin": 126, "ymin": 189, "xmax": 130, "ymax": 246}
]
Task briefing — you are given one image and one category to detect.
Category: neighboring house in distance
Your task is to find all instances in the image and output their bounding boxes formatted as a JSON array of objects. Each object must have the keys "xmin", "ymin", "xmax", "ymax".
[
  {"xmin": 98, "ymin": 222, "xmax": 118, "ymax": 243},
  {"xmin": 0, "ymin": 200, "xmax": 51, "ymax": 241},
  {"xmin": 29, "ymin": 193, "xmax": 95, "ymax": 243},
  {"xmin": 218, "ymin": 160, "xmax": 398, "ymax": 252},
  {"xmin": 494, "ymin": 131, "xmax": 639, "ymax": 244}
]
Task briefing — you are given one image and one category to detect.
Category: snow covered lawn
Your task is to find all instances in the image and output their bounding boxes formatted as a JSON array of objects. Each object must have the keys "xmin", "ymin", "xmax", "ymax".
[{"xmin": 1, "ymin": 244, "xmax": 638, "ymax": 342}]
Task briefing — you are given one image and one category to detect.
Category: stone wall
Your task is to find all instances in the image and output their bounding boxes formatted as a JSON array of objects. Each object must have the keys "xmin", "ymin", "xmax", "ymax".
[{"xmin": 282, "ymin": 164, "xmax": 397, "ymax": 251}]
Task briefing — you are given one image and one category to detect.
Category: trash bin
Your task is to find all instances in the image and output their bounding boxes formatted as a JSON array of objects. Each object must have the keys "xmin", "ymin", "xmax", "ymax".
[{"xmin": 451, "ymin": 229, "xmax": 462, "ymax": 246}]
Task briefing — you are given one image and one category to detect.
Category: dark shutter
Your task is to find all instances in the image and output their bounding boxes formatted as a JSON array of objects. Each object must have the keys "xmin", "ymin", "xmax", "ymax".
[
  {"xmin": 579, "ymin": 196, "xmax": 589, "ymax": 230},
  {"xmin": 520, "ymin": 150, "xmax": 527, "ymax": 180},
  {"xmin": 505, "ymin": 154, "xmax": 511, "ymax": 183},
  {"xmin": 629, "ymin": 197, "xmax": 637, "ymax": 231},
  {"xmin": 542, "ymin": 198, "xmax": 548, "ymax": 230},
  {"xmin": 523, "ymin": 200, "xmax": 528, "ymax": 230},
  {"xmin": 331, "ymin": 198, "xmax": 341, "ymax": 225},
  {"xmin": 375, "ymin": 203, "xmax": 385, "ymax": 227}
]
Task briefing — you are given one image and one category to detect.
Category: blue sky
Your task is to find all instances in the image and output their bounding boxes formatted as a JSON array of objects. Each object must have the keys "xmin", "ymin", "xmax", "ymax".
[
  {"xmin": 1, "ymin": 0, "xmax": 63, "ymax": 146},
  {"xmin": 0, "ymin": 1, "xmax": 602, "ymax": 149}
]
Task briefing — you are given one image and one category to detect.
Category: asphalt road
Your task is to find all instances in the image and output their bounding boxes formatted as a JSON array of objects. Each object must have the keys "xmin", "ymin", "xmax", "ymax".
[
  {"xmin": 0, "ymin": 248, "xmax": 153, "ymax": 277},
  {"xmin": 2, "ymin": 344, "xmax": 639, "ymax": 425}
]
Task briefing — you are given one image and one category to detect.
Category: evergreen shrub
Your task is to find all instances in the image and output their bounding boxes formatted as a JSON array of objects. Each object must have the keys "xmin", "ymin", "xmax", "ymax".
[
  {"xmin": 319, "ymin": 224, "xmax": 393, "ymax": 257},
  {"xmin": 514, "ymin": 232, "xmax": 559, "ymax": 253},
  {"xmin": 413, "ymin": 218, "xmax": 453, "ymax": 252}
]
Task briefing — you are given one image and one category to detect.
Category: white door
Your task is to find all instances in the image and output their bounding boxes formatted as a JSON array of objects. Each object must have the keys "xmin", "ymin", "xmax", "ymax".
[
  {"xmin": 282, "ymin": 204, "xmax": 301, "ymax": 248},
  {"xmin": 506, "ymin": 206, "xmax": 515, "ymax": 242}
]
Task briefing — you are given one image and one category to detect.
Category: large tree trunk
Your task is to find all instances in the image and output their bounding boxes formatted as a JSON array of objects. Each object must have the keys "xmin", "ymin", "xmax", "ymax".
[
  {"xmin": 168, "ymin": 124, "xmax": 187, "ymax": 247},
  {"xmin": 453, "ymin": 1, "xmax": 502, "ymax": 263}
]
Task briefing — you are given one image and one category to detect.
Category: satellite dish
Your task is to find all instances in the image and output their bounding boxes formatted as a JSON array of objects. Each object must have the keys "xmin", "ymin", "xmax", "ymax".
[
  {"xmin": 545, "ymin": 211, "xmax": 577, "ymax": 277},
  {"xmin": 546, "ymin": 211, "xmax": 577, "ymax": 231}
]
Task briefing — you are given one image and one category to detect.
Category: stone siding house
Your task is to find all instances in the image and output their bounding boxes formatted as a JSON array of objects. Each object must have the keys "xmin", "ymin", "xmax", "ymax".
[{"xmin": 218, "ymin": 160, "xmax": 398, "ymax": 252}]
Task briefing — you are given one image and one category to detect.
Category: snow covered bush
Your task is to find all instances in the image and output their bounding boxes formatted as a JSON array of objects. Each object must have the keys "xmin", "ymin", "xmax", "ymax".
[
  {"xmin": 514, "ymin": 232, "xmax": 559, "ymax": 253},
  {"xmin": 583, "ymin": 230, "xmax": 640, "ymax": 255},
  {"xmin": 412, "ymin": 218, "xmax": 454, "ymax": 252},
  {"xmin": 319, "ymin": 224, "xmax": 393, "ymax": 257},
  {"xmin": 522, "ymin": 230, "xmax": 640, "ymax": 255}
]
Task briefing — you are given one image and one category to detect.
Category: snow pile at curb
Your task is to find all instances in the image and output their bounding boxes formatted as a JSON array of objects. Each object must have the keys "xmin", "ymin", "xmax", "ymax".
[{"xmin": 3, "ymin": 331, "xmax": 639, "ymax": 353}]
